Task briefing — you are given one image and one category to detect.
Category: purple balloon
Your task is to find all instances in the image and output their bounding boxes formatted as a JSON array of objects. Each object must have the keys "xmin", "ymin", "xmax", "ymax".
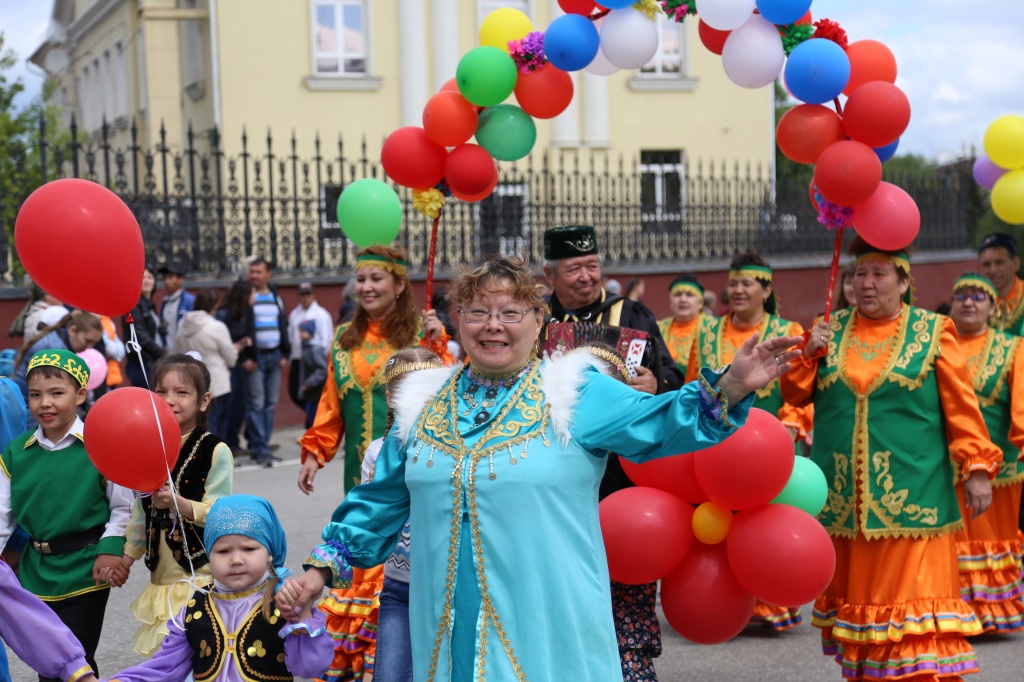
[{"xmin": 974, "ymin": 155, "xmax": 1008, "ymax": 190}]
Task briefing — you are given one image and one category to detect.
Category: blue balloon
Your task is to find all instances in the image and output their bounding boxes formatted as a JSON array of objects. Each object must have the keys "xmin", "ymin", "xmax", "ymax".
[
  {"xmin": 543, "ymin": 14, "xmax": 600, "ymax": 72},
  {"xmin": 597, "ymin": 0, "xmax": 635, "ymax": 7},
  {"xmin": 874, "ymin": 138, "xmax": 900, "ymax": 163},
  {"xmin": 756, "ymin": 0, "xmax": 813, "ymax": 25},
  {"xmin": 784, "ymin": 38, "xmax": 851, "ymax": 105}
]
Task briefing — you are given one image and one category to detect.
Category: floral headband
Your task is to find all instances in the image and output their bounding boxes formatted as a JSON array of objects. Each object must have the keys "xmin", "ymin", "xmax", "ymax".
[
  {"xmin": 357, "ymin": 253, "xmax": 408, "ymax": 278},
  {"xmin": 384, "ymin": 359, "xmax": 443, "ymax": 385},
  {"xmin": 952, "ymin": 274, "xmax": 997, "ymax": 301},
  {"xmin": 670, "ymin": 281, "xmax": 703, "ymax": 297},
  {"xmin": 855, "ymin": 252, "xmax": 911, "ymax": 276},
  {"xmin": 728, "ymin": 265, "xmax": 773, "ymax": 284}
]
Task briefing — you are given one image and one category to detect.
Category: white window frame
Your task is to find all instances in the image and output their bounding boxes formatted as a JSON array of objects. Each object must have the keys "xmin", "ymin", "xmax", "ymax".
[
  {"xmin": 629, "ymin": 16, "xmax": 698, "ymax": 92},
  {"xmin": 639, "ymin": 150, "xmax": 686, "ymax": 230},
  {"xmin": 114, "ymin": 41, "xmax": 128, "ymax": 118},
  {"xmin": 136, "ymin": 28, "xmax": 149, "ymax": 116},
  {"xmin": 310, "ymin": 0, "xmax": 369, "ymax": 77},
  {"xmin": 102, "ymin": 50, "xmax": 117, "ymax": 120}
]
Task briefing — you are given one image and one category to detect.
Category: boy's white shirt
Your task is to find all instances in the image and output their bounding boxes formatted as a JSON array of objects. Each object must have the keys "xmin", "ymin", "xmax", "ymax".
[{"xmin": 0, "ymin": 416, "xmax": 133, "ymax": 552}]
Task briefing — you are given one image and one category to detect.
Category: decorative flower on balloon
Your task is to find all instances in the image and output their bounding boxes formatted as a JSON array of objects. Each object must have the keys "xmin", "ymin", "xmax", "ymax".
[
  {"xmin": 811, "ymin": 18, "xmax": 848, "ymax": 49},
  {"xmin": 658, "ymin": 0, "xmax": 696, "ymax": 23},
  {"xmin": 412, "ymin": 187, "xmax": 446, "ymax": 220},
  {"xmin": 633, "ymin": 0, "xmax": 664, "ymax": 21},
  {"xmin": 508, "ymin": 31, "xmax": 547, "ymax": 74},
  {"xmin": 779, "ymin": 22, "xmax": 814, "ymax": 55},
  {"xmin": 815, "ymin": 193, "xmax": 855, "ymax": 231}
]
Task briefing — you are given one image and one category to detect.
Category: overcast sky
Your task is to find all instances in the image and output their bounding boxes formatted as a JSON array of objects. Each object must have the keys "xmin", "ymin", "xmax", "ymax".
[{"xmin": 2, "ymin": 0, "xmax": 1021, "ymax": 162}]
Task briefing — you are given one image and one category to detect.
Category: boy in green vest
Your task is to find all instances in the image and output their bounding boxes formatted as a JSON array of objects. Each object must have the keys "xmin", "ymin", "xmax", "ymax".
[{"xmin": 0, "ymin": 349, "xmax": 134, "ymax": 681}]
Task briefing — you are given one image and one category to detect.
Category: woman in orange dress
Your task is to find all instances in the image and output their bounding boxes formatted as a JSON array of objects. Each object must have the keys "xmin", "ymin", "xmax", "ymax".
[
  {"xmin": 687, "ymin": 253, "xmax": 811, "ymax": 630},
  {"xmin": 947, "ymin": 273, "xmax": 1024, "ymax": 633},
  {"xmin": 296, "ymin": 245, "xmax": 452, "ymax": 681},
  {"xmin": 657, "ymin": 274, "xmax": 705, "ymax": 374},
  {"xmin": 785, "ymin": 240, "xmax": 1001, "ymax": 680}
]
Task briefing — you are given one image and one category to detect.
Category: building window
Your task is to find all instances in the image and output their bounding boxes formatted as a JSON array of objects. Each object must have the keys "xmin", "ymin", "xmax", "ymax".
[
  {"xmin": 477, "ymin": 182, "xmax": 530, "ymax": 257},
  {"xmin": 312, "ymin": 1, "xmax": 367, "ymax": 75},
  {"xmin": 103, "ymin": 50, "xmax": 117, "ymax": 119},
  {"xmin": 478, "ymin": 0, "xmax": 529, "ymax": 27},
  {"xmin": 136, "ymin": 28, "xmax": 148, "ymax": 114},
  {"xmin": 639, "ymin": 14, "xmax": 687, "ymax": 77},
  {"xmin": 80, "ymin": 65, "xmax": 92, "ymax": 129},
  {"xmin": 114, "ymin": 42, "xmax": 128, "ymax": 117},
  {"xmin": 640, "ymin": 150, "xmax": 685, "ymax": 233},
  {"xmin": 183, "ymin": 0, "xmax": 207, "ymax": 100},
  {"xmin": 93, "ymin": 58, "xmax": 105, "ymax": 125}
]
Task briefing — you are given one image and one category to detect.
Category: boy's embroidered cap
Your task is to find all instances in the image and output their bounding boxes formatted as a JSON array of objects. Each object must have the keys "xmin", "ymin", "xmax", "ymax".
[{"xmin": 27, "ymin": 349, "xmax": 90, "ymax": 388}]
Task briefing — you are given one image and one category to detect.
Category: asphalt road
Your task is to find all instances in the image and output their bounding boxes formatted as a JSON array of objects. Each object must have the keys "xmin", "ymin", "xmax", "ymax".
[{"xmin": 6, "ymin": 427, "xmax": 1021, "ymax": 681}]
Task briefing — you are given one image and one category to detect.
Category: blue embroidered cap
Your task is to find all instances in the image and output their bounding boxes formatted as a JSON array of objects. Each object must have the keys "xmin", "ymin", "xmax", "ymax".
[{"xmin": 205, "ymin": 494, "xmax": 288, "ymax": 573}]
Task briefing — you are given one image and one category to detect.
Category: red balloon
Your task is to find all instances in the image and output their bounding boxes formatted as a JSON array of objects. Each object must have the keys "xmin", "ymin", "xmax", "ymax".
[
  {"xmin": 444, "ymin": 144, "xmax": 498, "ymax": 198},
  {"xmin": 620, "ymin": 453, "xmax": 709, "ymax": 505},
  {"xmin": 423, "ymin": 91, "xmax": 479, "ymax": 147},
  {"xmin": 698, "ymin": 20, "xmax": 731, "ymax": 56},
  {"xmin": 380, "ymin": 127, "xmax": 448, "ymax": 189},
  {"xmin": 852, "ymin": 181, "xmax": 921, "ymax": 251},
  {"xmin": 558, "ymin": 0, "xmax": 597, "ymax": 14},
  {"xmin": 451, "ymin": 173, "xmax": 498, "ymax": 202},
  {"xmin": 15, "ymin": 179, "xmax": 144, "ymax": 317},
  {"xmin": 843, "ymin": 40, "xmax": 897, "ymax": 96},
  {"xmin": 777, "ymin": 104, "xmax": 846, "ymax": 164},
  {"xmin": 84, "ymin": 387, "xmax": 181, "ymax": 492},
  {"xmin": 440, "ymin": 78, "xmax": 459, "ymax": 93},
  {"xmin": 600, "ymin": 487, "xmax": 695, "ymax": 584},
  {"xmin": 814, "ymin": 140, "xmax": 883, "ymax": 207},
  {"xmin": 661, "ymin": 542, "xmax": 756, "ymax": 644},
  {"xmin": 726, "ymin": 504, "xmax": 836, "ymax": 607},
  {"xmin": 694, "ymin": 408, "xmax": 795, "ymax": 511},
  {"xmin": 842, "ymin": 81, "xmax": 911, "ymax": 148},
  {"xmin": 514, "ymin": 64, "xmax": 574, "ymax": 120}
]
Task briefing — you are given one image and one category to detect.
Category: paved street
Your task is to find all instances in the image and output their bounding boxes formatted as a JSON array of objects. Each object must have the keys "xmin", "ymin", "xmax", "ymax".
[{"xmin": 6, "ymin": 426, "xmax": 1021, "ymax": 681}]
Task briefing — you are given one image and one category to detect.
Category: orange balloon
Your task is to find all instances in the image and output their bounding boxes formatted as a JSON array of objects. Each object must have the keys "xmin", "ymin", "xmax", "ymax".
[
  {"xmin": 514, "ymin": 64, "xmax": 574, "ymax": 120},
  {"xmin": 776, "ymin": 104, "xmax": 845, "ymax": 164},
  {"xmin": 693, "ymin": 502, "xmax": 733, "ymax": 544},
  {"xmin": 843, "ymin": 40, "xmax": 897, "ymax": 96},
  {"xmin": 422, "ymin": 91, "xmax": 479, "ymax": 147},
  {"xmin": 440, "ymin": 78, "xmax": 459, "ymax": 92}
]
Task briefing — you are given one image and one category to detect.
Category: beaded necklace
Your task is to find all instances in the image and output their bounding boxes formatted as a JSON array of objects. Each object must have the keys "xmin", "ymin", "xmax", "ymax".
[{"xmin": 462, "ymin": 357, "xmax": 537, "ymax": 424}]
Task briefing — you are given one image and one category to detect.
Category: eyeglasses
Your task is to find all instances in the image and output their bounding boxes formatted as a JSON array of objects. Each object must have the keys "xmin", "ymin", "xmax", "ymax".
[
  {"xmin": 459, "ymin": 307, "xmax": 538, "ymax": 324},
  {"xmin": 953, "ymin": 292, "xmax": 989, "ymax": 303}
]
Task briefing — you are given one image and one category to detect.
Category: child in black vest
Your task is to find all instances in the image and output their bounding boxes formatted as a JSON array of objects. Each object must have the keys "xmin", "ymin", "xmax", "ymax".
[
  {"xmin": 102, "ymin": 495, "xmax": 333, "ymax": 681},
  {"xmin": 115, "ymin": 353, "xmax": 235, "ymax": 656}
]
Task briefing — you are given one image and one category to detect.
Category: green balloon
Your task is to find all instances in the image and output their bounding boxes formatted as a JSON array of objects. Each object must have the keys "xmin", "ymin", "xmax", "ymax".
[
  {"xmin": 475, "ymin": 105, "xmax": 537, "ymax": 162},
  {"xmin": 456, "ymin": 47, "xmax": 518, "ymax": 107},
  {"xmin": 336, "ymin": 178, "xmax": 403, "ymax": 247},
  {"xmin": 771, "ymin": 456, "xmax": 828, "ymax": 516}
]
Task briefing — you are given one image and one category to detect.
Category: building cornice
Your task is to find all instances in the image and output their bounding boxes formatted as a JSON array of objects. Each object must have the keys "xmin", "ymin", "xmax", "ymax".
[
  {"xmin": 67, "ymin": 0, "xmax": 126, "ymax": 46},
  {"xmin": 627, "ymin": 76, "xmax": 700, "ymax": 93},
  {"xmin": 303, "ymin": 75, "xmax": 383, "ymax": 92}
]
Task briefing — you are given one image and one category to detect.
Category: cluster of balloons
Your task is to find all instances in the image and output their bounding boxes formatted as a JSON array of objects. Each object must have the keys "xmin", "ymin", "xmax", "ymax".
[
  {"xmin": 600, "ymin": 409, "xmax": 834, "ymax": 644},
  {"xmin": 16, "ymin": 177, "xmax": 181, "ymax": 492},
  {"xmin": 974, "ymin": 115, "xmax": 1024, "ymax": 225}
]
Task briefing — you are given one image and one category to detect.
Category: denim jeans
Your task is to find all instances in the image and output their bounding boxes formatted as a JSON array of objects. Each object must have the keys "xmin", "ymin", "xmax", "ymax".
[
  {"xmin": 374, "ymin": 577, "xmax": 412, "ymax": 682},
  {"xmin": 224, "ymin": 365, "xmax": 248, "ymax": 451},
  {"xmin": 245, "ymin": 348, "xmax": 281, "ymax": 462},
  {"xmin": 207, "ymin": 394, "xmax": 229, "ymax": 440}
]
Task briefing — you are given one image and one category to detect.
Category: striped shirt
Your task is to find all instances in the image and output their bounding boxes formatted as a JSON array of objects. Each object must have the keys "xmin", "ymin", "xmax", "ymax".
[{"xmin": 253, "ymin": 291, "xmax": 282, "ymax": 350}]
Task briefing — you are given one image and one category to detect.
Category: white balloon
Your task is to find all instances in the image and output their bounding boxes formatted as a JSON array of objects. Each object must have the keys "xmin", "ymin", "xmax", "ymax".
[
  {"xmin": 699, "ymin": 0, "xmax": 757, "ymax": 32},
  {"xmin": 586, "ymin": 46, "xmax": 620, "ymax": 76},
  {"xmin": 599, "ymin": 9, "xmax": 659, "ymax": 70},
  {"xmin": 721, "ymin": 15, "xmax": 785, "ymax": 89}
]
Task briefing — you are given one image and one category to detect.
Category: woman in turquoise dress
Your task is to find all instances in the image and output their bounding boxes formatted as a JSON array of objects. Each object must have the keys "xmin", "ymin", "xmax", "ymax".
[{"xmin": 278, "ymin": 256, "xmax": 803, "ymax": 681}]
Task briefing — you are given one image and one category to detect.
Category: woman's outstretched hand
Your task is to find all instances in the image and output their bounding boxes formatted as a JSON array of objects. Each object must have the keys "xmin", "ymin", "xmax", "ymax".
[{"xmin": 716, "ymin": 333, "xmax": 804, "ymax": 407}]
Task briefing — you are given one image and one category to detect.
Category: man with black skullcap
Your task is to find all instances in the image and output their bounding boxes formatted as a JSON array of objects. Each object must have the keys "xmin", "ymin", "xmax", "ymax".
[
  {"xmin": 542, "ymin": 224, "xmax": 683, "ymax": 681},
  {"xmin": 979, "ymin": 233, "xmax": 1024, "ymax": 336}
]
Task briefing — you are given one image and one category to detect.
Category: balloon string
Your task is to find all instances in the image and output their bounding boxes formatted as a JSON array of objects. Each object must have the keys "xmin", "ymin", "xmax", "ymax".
[
  {"xmin": 833, "ymin": 97, "xmax": 844, "ymax": 117},
  {"xmin": 126, "ymin": 319, "xmax": 208, "ymax": 615},
  {"xmin": 425, "ymin": 207, "xmax": 442, "ymax": 311},
  {"xmin": 589, "ymin": 8, "xmax": 611, "ymax": 21}
]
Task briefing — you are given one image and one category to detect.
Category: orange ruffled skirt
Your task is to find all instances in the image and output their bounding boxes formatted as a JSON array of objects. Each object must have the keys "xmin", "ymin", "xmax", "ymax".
[
  {"xmin": 752, "ymin": 600, "xmax": 803, "ymax": 631},
  {"xmin": 318, "ymin": 565, "xmax": 384, "ymax": 681},
  {"xmin": 954, "ymin": 483, "xmax": 1024, "ymax": 633},
  {"xmin": 812, "ymin": 534, "xmax": 982, "ymax": 681}
]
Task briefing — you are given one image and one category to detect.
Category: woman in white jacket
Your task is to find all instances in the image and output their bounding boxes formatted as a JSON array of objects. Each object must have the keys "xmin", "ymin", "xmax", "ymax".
[{"xmin": 175, "ymin": 289, "xmax": 239, "ymax": 438}]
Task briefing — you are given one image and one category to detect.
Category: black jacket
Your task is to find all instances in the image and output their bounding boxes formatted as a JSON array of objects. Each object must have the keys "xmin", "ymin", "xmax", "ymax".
[
  {"xmin": 216, "ymin": 307, "xmax": 256, "ymax": 364},
  {"xmin": 124, "ymin": 296, "xmax": 165, "ymax": 365}
]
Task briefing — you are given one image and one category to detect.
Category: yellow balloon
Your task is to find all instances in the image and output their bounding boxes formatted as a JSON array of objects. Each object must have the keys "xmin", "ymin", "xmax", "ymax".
[
  {"xmin": 992, "ymin": 170, "xmax": 1024, "ymax": 225},
  {"xmin": 692, "ymin": 502, "xmax": 733, "ymax": 545},
  {"xmin": 984, "ymin": 115, "xmax": 1024, "ymax": 171},
  {"xmin": 479, "ymin": 8, "xmax": 534, "ymax": 53}
]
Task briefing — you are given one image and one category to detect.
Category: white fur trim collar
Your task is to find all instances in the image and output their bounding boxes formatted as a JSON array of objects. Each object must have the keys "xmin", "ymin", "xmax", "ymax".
[
  {"xmin": 540, "ymin": 352, "xmax": 614, "ymax": 447},
  {"xmin": 391, "ymin": 365, "xmax": 462, "ymax": 443}
]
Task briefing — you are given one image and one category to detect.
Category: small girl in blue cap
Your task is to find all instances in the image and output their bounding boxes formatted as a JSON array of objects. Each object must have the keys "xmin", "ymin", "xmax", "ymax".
[{"xmin": 103, "ymin": 494, "xmax": 333, "ymax": 682}]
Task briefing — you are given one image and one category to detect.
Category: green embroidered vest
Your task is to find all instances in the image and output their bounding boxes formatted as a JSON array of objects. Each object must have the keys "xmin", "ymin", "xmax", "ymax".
[
  {"xmin": 331, "ymin": 319, "xmax": 427, "ymax": 492},
  {"xmin": 993, "ymin": 283, "xmax": 1024, "ymax": 337},
  {"xmin": 657, "ymin": 315, "xmax": 701, "ymax": 374},
  {"xmin": 970, "ymin": 329, "xmax": 1022, "ymax": 487},
  {"xmin": 812, "ymin": 307, "xmax": 962, "ymax": 540},
  {"xmin": 695, "ymin": 313, "xmax": 791, "ymax": 414}
]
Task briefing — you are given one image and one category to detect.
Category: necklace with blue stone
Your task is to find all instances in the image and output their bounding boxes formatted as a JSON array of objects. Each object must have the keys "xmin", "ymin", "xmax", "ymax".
[{"xmin": 462, "ymin": 358, "xmax": 535, "ymax": 424}]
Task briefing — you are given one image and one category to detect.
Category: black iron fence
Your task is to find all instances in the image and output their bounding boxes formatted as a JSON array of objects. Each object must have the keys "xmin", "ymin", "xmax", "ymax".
[{"xmin": 0, "ymin": 115, "xmax": 976, "ymax": 280}]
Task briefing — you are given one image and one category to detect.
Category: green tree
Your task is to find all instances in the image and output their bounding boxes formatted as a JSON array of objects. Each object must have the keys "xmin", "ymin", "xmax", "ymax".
[{"xmin": 0, "ymin": 31, "xmax": 71, "ymax": 282}]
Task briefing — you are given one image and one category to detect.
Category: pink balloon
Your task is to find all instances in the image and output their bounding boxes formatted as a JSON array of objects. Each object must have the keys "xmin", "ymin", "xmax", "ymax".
[
  {"xmin": 852, "ymin": 181, "xmax": 921, "ymax": 251},
  {"xmin": 77, "ymin": 348, "xmax": 108, "ymax": 391}
]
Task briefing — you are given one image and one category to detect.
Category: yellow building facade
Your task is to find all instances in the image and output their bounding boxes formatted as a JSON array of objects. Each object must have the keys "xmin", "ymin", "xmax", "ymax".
[{"xmin": 32, "ymin": 0, "xmax": 772, "ymax": 162}]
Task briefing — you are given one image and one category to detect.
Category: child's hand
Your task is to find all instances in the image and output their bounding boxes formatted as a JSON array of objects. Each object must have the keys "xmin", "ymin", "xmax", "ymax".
[
  {"xmin": 152, "ymin": 486, "xmax": 179, "ymax": 510},
  {"xmin": 108, "ymin": 560, "xmax": 131, "ymax": 587},
  {"xmin": 93, "ymin": 554, "xmax": 124, "ymax": 586},
  {"xmin": 275, "ymin": 579, "xmax": 307, "ymax": 622}
]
